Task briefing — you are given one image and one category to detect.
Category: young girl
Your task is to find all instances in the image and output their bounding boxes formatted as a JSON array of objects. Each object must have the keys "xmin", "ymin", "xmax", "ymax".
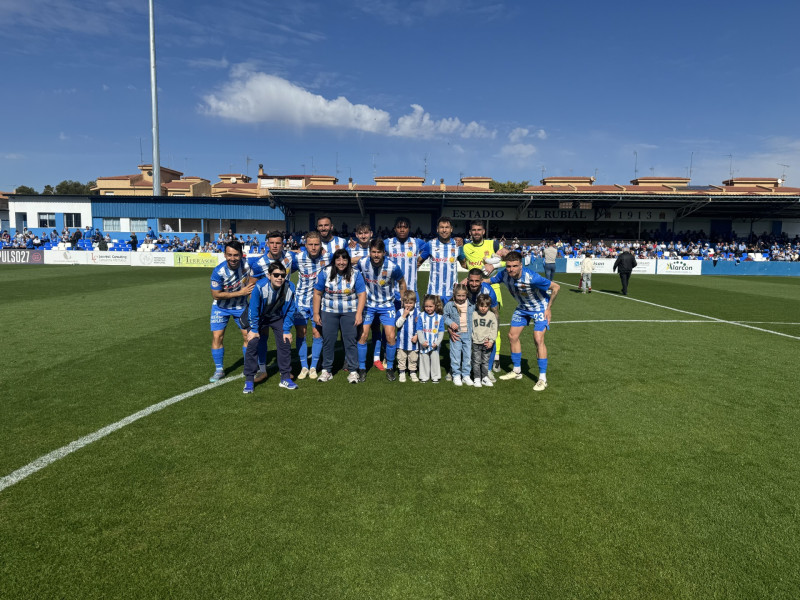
[
  {"xmin": 414, "ymin": 294, "xmax": 444, "ymax": 383},
  {"xmin": 394, "ymin": 289, "xmax": 419, "ymax": 382},
  {"xmin": 471, "ymin": 294, "xmax": 498, "ymax": 388},
  {"xmin": 442, "ymin": 283, "xmax": 474, "ymax": 386}
]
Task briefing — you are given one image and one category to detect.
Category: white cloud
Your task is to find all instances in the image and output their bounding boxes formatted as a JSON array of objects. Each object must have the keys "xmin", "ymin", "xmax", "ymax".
[
  {"xmin": 500, "ymin": 143, "xmax": 537, "ymax": 160},
  {"xmin": 186, "ymin": 57, "xmax": 230, "ymax": 70},
  {"xmin": 58, "ymin": 132, "xmax": 69, "ymax": 141},
  {"xmin": 102, "ymin": 84, "xmax": 110, "ymax": 91},
  {"xmin": 3, "ymin": 153, "xmax": 25, "ymax": 159},
  {"xmin": 509, "ymin": 127, "xmax": 528, "ymax": 143},
  {"xmin": 201, "ymin": 71, "xmax": 496, "ymax": 141},
  {"xmin": 535, "ymin": 129, "xmax": 547, "ymax": 140}
]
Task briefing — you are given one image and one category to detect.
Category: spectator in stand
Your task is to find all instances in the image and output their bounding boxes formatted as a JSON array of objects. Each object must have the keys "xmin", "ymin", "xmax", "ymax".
[
  {"xmin": 130, "ymin": 231, "xmax": 138, "ymax": 252},
  {"xmin": 70, "ymin": 228, "xmax": 82, "ymax": 248},
  {"xmin": 543, "ymin": 240, "xmax": 557, "ymax": 280}
]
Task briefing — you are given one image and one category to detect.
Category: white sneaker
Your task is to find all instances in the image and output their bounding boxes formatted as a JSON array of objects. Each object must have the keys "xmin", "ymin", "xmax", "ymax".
[
  {"xmin": 481, "ymin": 376, "xmax": 494, "ymax": 387},
  {"xmin": 410, "ymin": 373, "xmax": 419, "ymax": 382},
  {"xmin": 533, "ymin": 379, "xmax": 548, "ymax": 392},
  {"xmin": 308, "ymin": 368, "xmax": 318, "ymax": 380},
  {"xmin": 297, "ymin": 367, "xmax": 310, "ymax": 380},
  {"xmin": 347, "ymin": 371, "xmax": 360, "ymax": 384},
  {"xmin": 487, "ymin": 371, "xmax": 496, "ymax": 383},
  {"xmin": 473, "ymin": 379, "xmax": 482, "ymax": 388},
  {"xmin": 453, "ymin": 375, "xmax": 463, "ymax": 386},
  {"xmin": 463, "ymin": 376, "xmax": 473, "ymax": 386},
  {"xmin": 399, "ymin": 371, "xmax": 407, "ymax": 382},
  {"xmin": 492, "ymin": 361, "xmax": 500, "ymax": 373},
  {"xmin": 317, "ymin": 370, "xmax": 333, "ymax": 382},
  {"xmin": 500, "ymin": 370, "xmax": 523, "ymax": 380},
  {"xmin": 445, "ymin": 372, "xmax": 453, "ymax": 382}
]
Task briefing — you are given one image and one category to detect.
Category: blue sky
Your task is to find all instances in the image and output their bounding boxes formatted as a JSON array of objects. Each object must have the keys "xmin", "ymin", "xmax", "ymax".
[{"xmin": 2, "ymin": 0, "xmax": 800, "ymax": 193}]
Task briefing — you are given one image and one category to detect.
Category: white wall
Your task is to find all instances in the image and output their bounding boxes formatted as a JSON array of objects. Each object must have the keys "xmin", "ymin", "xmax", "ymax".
[{"xmin": 9, "ymin": 199, "xmax": 92, "ymax": 229}]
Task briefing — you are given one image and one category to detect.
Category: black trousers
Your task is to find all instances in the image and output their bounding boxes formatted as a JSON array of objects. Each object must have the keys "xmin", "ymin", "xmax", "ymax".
[
  {"xmin": 244, "ymin": 314, "xmax": 292, "ymax": 381},
  {"xmin": 619, "ymin": 271, "xmax": 631, "ymax": 295}
]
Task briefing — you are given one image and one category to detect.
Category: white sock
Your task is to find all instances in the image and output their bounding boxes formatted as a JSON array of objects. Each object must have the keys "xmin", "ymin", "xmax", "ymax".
[{"xmin": 539, "ymin": 373, "xmax": 547, "ymax": 382}]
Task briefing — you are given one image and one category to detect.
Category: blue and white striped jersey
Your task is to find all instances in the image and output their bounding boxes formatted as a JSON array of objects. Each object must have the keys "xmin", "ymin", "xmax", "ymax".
[
  {"xmin": 466, "ymin": 282, "xmax": 499, "ymax": 308},
  {"xmin": 356, "ymin": 256, "xmax": 404, "ymax": 308},
  {"xmin": 396, "ymin": 306, "xmax": 419, "ymax": 352},
  {"xmin": 250, "ymin": 251, "xmax": 293, "ymax": 280},
  {"xmin": 415, "ymin": 312, "xmax": 444, "ymax": 354},
  {"xmin": 490, "ymin": 267, "xmax": 551, "ymax": 312},
  {"xmin": 248, "ymin": 280, "xmax": 297, "ymax": 333},
  {"xmin": 423, "ymin": 238, "xmax": 459, "ymax": 298},
  {"xmin": 291, "ymin": 248, "xmax": 327, "ymax": 309},
  {"xmin": 384, "ymin": 236, "xmax": 427, "ymax": 293},
  {"xmin": 349, "ymin": 243, "xmax": 370, "ymax": 261},
  {"xmin": 320, "ymin": 236, "xmax": 349, "ymax": 262},
  {"xmin": 210, "ymin": 260, "xmax": 252, "ymax": 310},
  {"xmin": 314, "ymin": 267, "xmax": 366, "ymax": 313}
]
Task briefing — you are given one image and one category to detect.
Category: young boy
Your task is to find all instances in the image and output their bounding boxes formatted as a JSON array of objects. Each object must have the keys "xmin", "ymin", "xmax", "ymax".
[
  {"xmin": 394, "ymin": 289, "xmax": 419, "ymax": 382},
  {"xmin": 471, "ymin": 294, "xmax": 498, "ymax": 388}
]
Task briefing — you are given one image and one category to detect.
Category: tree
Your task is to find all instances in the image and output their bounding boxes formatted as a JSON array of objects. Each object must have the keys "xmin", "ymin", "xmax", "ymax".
[
  {"xmin": 42, "ymin": 185, "xmax": 55, "ymax": 195},
  {"xmin": 55, "ymin": 180, "xmax": 94, "ymax": 195},
  {"xmin": 490, "ymin": 180, "xmax": 530, "ymax": 194},
  {"xmin": 14, "ymin": 185, "xmax": 37, "ymax": 195}
]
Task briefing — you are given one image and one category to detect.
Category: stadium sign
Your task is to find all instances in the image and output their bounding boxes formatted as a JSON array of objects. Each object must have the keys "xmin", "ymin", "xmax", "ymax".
[
  {"xmin": 446, "ymin": 207, "xmax": 675, "ymax": 222},
  {"xmin": 657, "ymin": 260, "xmax": 702, "ymax": 275},
  {"xmin": 0, "ymin": 249, "xmax": 44, "ymax": 264},
  {"xmin": 44, "ymin": 250, "xmax": 89, "ymax": 265},
  {"xmin": 88, "ymin": 252, "xmax": 132, "ymax": 266},
  {"xmin": 174, "ymin": 252, "xmax": 222, "ymax": 268},
  {"xmin": 566, "ymin": 258, "xmax": 656, "ymax": 275},
  {"xmin": 131, "ymin": 252, "xmax": 174, "ymax": 267}
]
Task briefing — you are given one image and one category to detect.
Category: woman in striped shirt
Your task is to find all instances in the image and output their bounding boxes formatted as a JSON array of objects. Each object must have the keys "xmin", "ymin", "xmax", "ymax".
[{"xmin": 313, "ymin": 248, "xmax": 367, "ymax": 383}]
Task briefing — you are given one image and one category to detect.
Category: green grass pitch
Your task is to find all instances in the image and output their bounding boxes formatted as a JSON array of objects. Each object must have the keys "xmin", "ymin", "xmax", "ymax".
[{"xmin": 1, "ymin": 265, "xmax": 799, "ymax": 599}]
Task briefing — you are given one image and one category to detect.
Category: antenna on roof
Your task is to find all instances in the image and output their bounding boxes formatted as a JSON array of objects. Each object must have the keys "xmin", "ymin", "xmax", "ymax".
[
  {"xmin": 633, "ymin": 151, "xmax": 638, "ymax": 178},
  {"xmin": 778, "ymin": 163, "xmax": 790, "ymax": 182},
  {"xmin": 423, "ymin": 153, "xmax": 429, "ymax": 181},
  {"xmin": 724, "ymin": 154, "xmax": 734, "ymax": 179},
  {"xmin": 139, "ymin": 137, "xmax": 144, "ymax": 164},
  {"xmin": 372, "ymin": 152, "xmax": 379, "ymax": 179},
  {"xmin": 245, "ymin": 156, "xmax": 252, "ymax": 178},
  {"xmin": 541, "ymin": 165, "xmax": 546, "ymax": 181},
  {"xmin": 335, "ymin": 152, "xmax": 340, "ymax": 177},
  {"xmin": 689, "ymin": 151, "xmax": 694, "ymax": 180}
]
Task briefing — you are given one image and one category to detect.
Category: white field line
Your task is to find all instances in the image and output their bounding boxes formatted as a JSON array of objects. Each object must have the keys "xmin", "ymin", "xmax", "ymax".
[
  {"xmin": 0, "ymin": 374, "xmax": 243, "ymax": 493},
  {"xmin": 551, "ymin": 280, "xmax": 800, "ymax": 341}
]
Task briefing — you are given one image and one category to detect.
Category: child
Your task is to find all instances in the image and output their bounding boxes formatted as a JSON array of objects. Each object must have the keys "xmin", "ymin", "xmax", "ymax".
[
  {"xmin": 395, "ymin": 289, "xmax": 420, "ymax": 382},
  {"xmin": 414, "ymin": 294, "xmax": 444, "ymax": 383},
  {"xmin": 471, "ymin": 294, "xmax": 498, "ymax": 388},
  {"xmin": 443, "ymin": 283, "xmax": 474, "ymax": 386}
]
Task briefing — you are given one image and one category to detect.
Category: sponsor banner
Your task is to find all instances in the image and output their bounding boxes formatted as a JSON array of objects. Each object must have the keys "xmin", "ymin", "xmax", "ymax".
[
  {"xmin": 88, "ymin": 251, "xmax": 132, "ymax": 266},
  {"xmin": 657, "ymin": 259, "xmax": 702, "ymax": 275},
  {"xmin": 174, "ymin": 252, "xmax": 223, "ymax": 268},
  {"xmin": 44, "ymin": 250, "xmax": 89, "ymax": 265},
  {"xmin": 131, "ymin": 252, "xmax": 175, "ymax": 267},
  {"xmin": 445, "ymin": 206, "xmax": 675, "ymax": 222},
  {"xmin": 0, "ymin": 249, "xmax": 45, "ymax": 264},
  {"xmin": 566, "ymin": 257, "xmax": 656, "ymax": 274}
]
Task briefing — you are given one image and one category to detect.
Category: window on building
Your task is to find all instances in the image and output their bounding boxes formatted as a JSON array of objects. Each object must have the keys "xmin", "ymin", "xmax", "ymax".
[
  {"xmin": 103, "ymin": 218, "xmax": 121, "ymax": 232},
  {"xmin": 38, "ymin": 213, "xmax": 55, "ymax": 228},
  {"xmin": 105, "ymin": 191, "xmax": 115, "ymax": 195},
  {"xmin": 64, "ymin": 213, "xmax": 81, "ymax": 228},
  {"xmin": 130, "ymin": 218, "xmax": 148, "ymax": 232}
]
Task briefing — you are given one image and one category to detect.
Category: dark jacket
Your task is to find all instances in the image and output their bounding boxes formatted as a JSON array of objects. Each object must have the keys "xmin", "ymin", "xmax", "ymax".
[{"xmin": 613, "ymin": 251, "xmax": 637, "ymax": 273}]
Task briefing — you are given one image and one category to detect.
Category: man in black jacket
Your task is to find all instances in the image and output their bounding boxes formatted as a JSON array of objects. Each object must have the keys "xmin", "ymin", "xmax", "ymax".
[{"xmin": 613, "ymin": 247, "xmax": 637, "ymax": 295}]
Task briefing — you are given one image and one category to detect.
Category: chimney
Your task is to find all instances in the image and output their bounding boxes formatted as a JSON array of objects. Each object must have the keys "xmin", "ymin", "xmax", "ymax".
[
  {"xmin": 439, "ymin": 178, "xmax": 446, "ymax": 191},
  {"xmin": 348, "ymin": 177, "xmax": 354, "ymax": 190},
  {"xmin": 258, "ymin": 164, "xmax": 264, "ymax": 177}
]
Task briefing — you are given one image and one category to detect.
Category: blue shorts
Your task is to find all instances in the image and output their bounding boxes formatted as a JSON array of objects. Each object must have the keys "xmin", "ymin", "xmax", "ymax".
[
  {"xmin": 210, "ymin": 305, "xmax": 247, "ymax": 332},
  {"xmin": 293, "ymin": 304, "xmax": 314, "ymax": 326},
  {"xmin": 510, "ymin": 308, "xmax": 549, "ymax": 331},
  {"xmin": 364, "ymin": 305, "xmax": 398, "ymax": 327}
]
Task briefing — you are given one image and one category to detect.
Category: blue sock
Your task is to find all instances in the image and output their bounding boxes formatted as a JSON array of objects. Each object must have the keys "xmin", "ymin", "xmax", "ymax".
[
  {"xmin": 357, "ymin": 343, "xmax": 367, "ymax": 369},
  {"xmin": 373, "ymin": 337, "xmax": 382, "ymax": 362},
  {"xmin": 386, "ymin": 343, "xmax": 397, "ymax": 370},
  {"xmin": 311, "ymin": 337, "xmax": 322, "ymax": 370},
  {"xmin": 297, "ymin": 335, "xmax": 308, "ymax": 368},
  {"xmin": 489, "ymin": 346, "xmax": 496, "ymax": 370},
  {"xmin": 212, "ymin": 348, "xmax": 224, "ymax": 370},
  {"xmin": 538, "ymin": 358, "xmax": 548, "ymax": 375},
  {"xmin": 511, "ymin": 352, "xmax": 522, "ymax": 369},
  {"xmin": 242, "ymin": 345, "xmax": 247, "ymax": 360},
  {"xmin": 257, "ymin": 336, "xmax": 267, "ymax": 366}
]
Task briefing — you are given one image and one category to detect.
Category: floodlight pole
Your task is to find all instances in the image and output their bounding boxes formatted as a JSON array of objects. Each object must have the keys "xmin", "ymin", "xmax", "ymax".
[{"xmin": 149, "ymin": 0, "xmax": 161, "ymax": 197}]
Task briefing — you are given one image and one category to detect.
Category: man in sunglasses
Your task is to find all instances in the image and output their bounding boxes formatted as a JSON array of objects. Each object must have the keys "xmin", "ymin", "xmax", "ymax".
[{"xmin": 242, "ymin": 261, "xmax": 298, "ymax": 393}]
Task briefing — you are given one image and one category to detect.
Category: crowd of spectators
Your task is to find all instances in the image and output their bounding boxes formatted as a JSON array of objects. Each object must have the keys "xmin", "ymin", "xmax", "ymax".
[{"xmin": 2, "ymin": 224, "xmax": 799, "ymax": 261}]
